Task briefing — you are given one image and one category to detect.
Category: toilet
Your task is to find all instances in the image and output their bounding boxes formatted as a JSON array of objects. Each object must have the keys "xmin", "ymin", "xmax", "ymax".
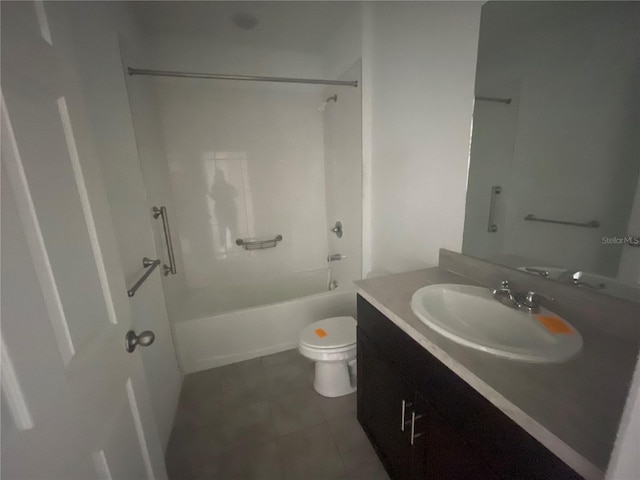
[{"xmin": 298, "ymin": 316, "xmax": 357, "ymax": 398}]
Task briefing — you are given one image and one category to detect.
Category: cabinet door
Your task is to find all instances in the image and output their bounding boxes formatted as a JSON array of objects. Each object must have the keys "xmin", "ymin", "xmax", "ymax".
[
  {"xmin": 412, "ymin": 391, "xmax": 499, "ymax": 480},
  {"xmin": 358, "ymin": 330, "xmax": 413, "ymax": 480}
]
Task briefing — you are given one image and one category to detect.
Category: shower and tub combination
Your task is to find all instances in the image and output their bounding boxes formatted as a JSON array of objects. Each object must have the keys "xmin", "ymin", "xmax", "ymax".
[{"xmin": 125, "ymin": 61, "xmax": 363, "ymax": 376}]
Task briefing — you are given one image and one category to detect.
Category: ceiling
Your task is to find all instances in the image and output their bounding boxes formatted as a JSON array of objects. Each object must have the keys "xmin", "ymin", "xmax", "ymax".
[{"xmin": 130, "ymin": 1, "xmax": 359, "ymax": 53}]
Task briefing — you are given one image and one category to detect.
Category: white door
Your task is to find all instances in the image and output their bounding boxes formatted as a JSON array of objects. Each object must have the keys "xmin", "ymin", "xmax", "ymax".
[{"xmin": 1, "ymin": 2, "xmax": 167, "ymax": 479}]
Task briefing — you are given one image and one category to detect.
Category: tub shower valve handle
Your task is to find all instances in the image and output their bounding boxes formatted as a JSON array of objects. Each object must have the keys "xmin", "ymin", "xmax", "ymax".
[
  {"xmin": 327, "ymin": 253, "xmax": 346, "ymax": 262},
  {"xmin": 330, "ymin": 221, "xmax": 343, "ymax": 238}
]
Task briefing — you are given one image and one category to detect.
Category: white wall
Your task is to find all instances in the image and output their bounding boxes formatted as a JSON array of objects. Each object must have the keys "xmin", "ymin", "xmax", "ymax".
[
  {"xmin": 320, "ymin": 4, "xmax": 362, "ymax": 81},
  {"xmin": 368, "ymin": 2, "xmax": 482, "ymax": 274},
  {"xmin": 148, "ymin": 34, "xmax": 324, "ymax": 79},
  {"xmin": 65, "ymin": 1, "xmax": 182, "ymax": 452}
]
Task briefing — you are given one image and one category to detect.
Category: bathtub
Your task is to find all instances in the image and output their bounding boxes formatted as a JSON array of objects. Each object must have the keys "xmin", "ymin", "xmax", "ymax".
[{"xmin": 169, "ymin": 269, "xmax": 357, "ymax": 373}]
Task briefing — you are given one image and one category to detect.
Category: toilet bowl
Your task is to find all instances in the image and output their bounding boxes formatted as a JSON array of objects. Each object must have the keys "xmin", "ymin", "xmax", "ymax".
[{"xmin": 298, "ymin": 316, "xmax": 357, "ymax": 398}]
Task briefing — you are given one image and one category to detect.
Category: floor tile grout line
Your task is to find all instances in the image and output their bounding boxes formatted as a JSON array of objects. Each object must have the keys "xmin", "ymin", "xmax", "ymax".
[
  {"xmin": 271, "ymin": 417, "xmax": 326, "ymax": 442},
  {"xmin": 265, "ymin": 391, "xmax": 279, "ymax": 445},
  {"xmin": 273, "ymin": 420, "xmax": 333, "ymax": 480},
  {"xmin": 326, "ymin": 410, "xmax": 379, "ymax": 476},
  {"xmin": 213, "ymin": 436, "xmax": 285, "ymax": 480},
  {"xmin": 267, "ymin": 384, "xmax": 324, "ymax": 441},
  {"xmin": 324, "ymin": 415, "xmax": 350, "ymax": 476}
]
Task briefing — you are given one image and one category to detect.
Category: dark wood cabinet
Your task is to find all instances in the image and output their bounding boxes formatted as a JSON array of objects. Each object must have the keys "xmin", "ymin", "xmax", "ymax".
[
  {"xmin": 356, "ymin": 295, "xmax": 583, "ymax": 480},
  {"xmin": 358, "ymin": 332, "xmax": 415, "ymax": 479}
]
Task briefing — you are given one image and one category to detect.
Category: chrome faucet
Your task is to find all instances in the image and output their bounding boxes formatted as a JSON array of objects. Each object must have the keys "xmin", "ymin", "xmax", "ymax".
[
  {"xmin": 559, "ymin": 270, "xmax": 605, "ymax": 290},
  {"xmin": 492, "ymin": 280, "xmax": 517, "ymax": 304},
  {"xmin": 492, "ymin": 280, "xmax": 551, "ymax": 313}
]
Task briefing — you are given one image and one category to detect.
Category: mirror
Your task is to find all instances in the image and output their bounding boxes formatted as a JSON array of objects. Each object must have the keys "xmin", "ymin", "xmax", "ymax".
[{"xmin": 462, "ymin": 1, "xmax": 640, "ymax": 302}]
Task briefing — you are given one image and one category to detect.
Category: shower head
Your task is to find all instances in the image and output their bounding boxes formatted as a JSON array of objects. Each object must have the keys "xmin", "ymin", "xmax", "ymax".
[{"xmin": 318, "ymin": 94, "xmax": 338, "ymax": 112}]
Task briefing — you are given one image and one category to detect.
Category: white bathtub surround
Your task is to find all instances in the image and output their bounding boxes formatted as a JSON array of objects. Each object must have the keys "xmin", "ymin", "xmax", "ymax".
[
  {"xmin": 174, "ymin": 288, "xmax": 356, "ymax": 374},
  {"xmin": 130, "ymin": 66, "xmax": 363, "ymax": 378},
  {"xmin": 154, "ymin": 79, "xmax": 329, "ymax": 292},
  {"xmin": 170, "ymin": 268, "xmax": 332, "ymax": 320}
]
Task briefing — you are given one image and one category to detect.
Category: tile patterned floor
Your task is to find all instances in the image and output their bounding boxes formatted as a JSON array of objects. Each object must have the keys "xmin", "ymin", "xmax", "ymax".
[{"xmin": 166, "ymin": 349, "xmax": 390, "ymax": 480}]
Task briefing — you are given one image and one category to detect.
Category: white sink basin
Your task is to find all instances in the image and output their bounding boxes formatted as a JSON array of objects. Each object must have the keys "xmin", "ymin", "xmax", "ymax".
[{"xmin": 410, "ymin": 284, "xmax": 583, "ymax": 363}]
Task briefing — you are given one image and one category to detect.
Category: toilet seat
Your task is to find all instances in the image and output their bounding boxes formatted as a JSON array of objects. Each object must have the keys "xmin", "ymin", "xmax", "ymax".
[
  {"xmin": 299, "ymin": 342, "xmax": 355, "ymax": 363},
  {"xmin": 299, "ymin": 316, "xmax": 356, "ymax": 350}
]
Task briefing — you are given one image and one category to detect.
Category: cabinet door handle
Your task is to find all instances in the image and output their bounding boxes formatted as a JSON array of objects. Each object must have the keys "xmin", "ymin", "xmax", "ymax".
[
  {"xmin": 401, "ymin": 400, "xmax": 412, "ymax": 431},
  {"xmin": 410, "ymin": 411, "xmax": 425, "ymax": 445}
]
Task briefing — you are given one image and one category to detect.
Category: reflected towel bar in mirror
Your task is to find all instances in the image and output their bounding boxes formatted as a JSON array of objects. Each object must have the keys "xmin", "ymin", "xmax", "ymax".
[
  {"xmin": 236, "ymin": 235, "xmax": 283, "ymax": 250},
  {"xmin": 524, "ymin": 214, "xmax": 600, "ymax": 229}
]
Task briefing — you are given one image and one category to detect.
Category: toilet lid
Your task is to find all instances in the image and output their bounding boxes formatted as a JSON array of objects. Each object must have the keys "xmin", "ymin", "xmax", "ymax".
[{"xmin": 300, "ymin": 316, "xmax": 357, "ymax": 349}]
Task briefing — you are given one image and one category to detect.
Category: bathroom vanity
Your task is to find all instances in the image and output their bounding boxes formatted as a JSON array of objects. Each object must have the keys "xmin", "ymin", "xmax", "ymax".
[
  {"xmin": 357, "ymin": 295, "xmax": 579, "ymax": 479},
  {"xmin": 355, "ymin": 260, "xmax": 640, "ymax": 480}
]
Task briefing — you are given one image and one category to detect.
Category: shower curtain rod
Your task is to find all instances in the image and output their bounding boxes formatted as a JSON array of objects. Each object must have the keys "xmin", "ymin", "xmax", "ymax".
[{"xmin": 128, "ymin": 67, "xmax": 358, "ymax": 87}]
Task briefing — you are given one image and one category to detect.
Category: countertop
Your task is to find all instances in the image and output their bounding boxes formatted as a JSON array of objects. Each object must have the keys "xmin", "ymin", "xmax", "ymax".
[{"xmin": 355, "ymin": 267, "xmax": 638, "ymax": 480}]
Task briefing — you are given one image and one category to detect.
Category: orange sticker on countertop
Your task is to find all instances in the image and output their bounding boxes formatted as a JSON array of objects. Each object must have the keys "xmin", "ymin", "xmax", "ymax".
[
  {"xmin": 314, "ymin": 328, "xmax": 328, "ymax": 338},
  {"xmin": 537, "ymin": 316, "xmax": 574, "ymax": 335}
]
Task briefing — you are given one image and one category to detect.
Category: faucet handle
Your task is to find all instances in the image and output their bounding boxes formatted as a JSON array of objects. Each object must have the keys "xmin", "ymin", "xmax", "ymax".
[
  {"xmin": 522, "ymin": 291, "xmax": 554, "ymax": 308},
  {"xmin": 500, "ymin": 280, "xmax": 510, "ymax": 289}
]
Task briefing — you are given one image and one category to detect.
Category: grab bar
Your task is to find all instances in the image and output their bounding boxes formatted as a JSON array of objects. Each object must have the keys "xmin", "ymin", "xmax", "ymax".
[
  {"xmin": 127, "ymin": 258, "xmax": 161, "ymax": 297},
  {"xmin": 487, "ymin": 186, "xmax": 502, "ymax": 232},
  {"xmin": 524, "ymin": 214, "xmax": 600, "ymax": 229},
  {"xmin": 236, "ymin": 235, "xmax": 283, "ymax": 250},
  {"xmin": 524, "ymin": 267, "xmax": 550, "ymax": 277},
  {"xmin": 152, "ymin": 206, "xmax": 177, "ymax": 275}
]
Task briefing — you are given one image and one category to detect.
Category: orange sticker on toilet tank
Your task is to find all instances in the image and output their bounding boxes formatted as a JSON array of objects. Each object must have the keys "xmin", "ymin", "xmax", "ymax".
[
  {"xmin": 314, "ymin": 328, "xmax": 328, "ymax": 338},
  {"xmin": 537, "ymin": 316, "xmax": 574, "ymax": 335}
]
